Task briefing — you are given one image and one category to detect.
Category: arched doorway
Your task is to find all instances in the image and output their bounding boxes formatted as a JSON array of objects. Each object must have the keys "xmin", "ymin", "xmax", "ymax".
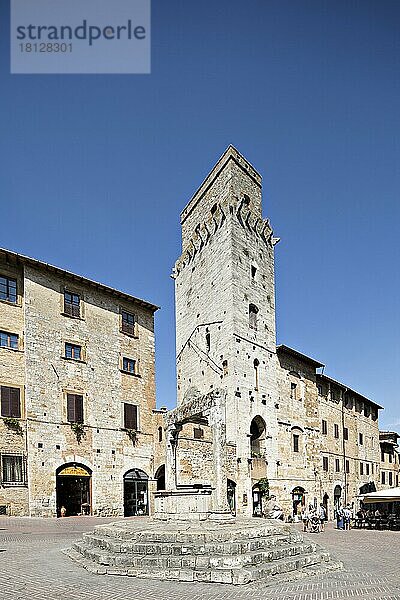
[
  {"xmin": 292, "ymin": 486, "xmax": 306, "ymax": 518},
  {"xmin": 252, "ymin": 483, "xmax": 263, "ymax": 517},
  {"xmin": 227, "ymin": 479, "xmax": 236, "ymax": 515},
  {"xmin": 334, "ymin": 485, "xmax": 342, "ymax": 513},
  {"xmin": 124, "ymin": 468, "xmax": 149, "ymax": 516},
  {"xmin": 56, "ymin": 463, "xmax": 91, "ymax": 517},
  {"xmin": 155, "ymin": 465, "xmax": 165, "ymax": 491},
  {"xmin": 323, "ymin": 492, "xmax": 329, "ymax": 518},
  {"xmin": 250, "ymin": 416, "xmax": 266, "ymax": 457}
]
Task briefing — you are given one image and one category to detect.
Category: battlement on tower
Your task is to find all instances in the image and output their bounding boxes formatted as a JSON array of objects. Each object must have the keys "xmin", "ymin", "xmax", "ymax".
[{"xmin": 180, "ymin": 145, "xmax": 263, "ymax": 250}]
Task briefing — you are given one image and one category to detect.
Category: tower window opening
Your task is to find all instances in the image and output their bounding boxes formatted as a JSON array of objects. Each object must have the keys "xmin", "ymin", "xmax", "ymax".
[
  {"xmin": 253, "ymin": 359, "xmax": 259, "ymax": 391},
  {"xmin": 222, "ymin": 360, "xmax": 228, "ymax": 376},
  {"xmin": 249, "ymin": 304, "xmax": 258, "ymax": 330},
  {"xmin": 251, "ymin": 265, "xmax": 257, "ymax": 279},
  {"xmin": 205, "ymin": 331, "xmax": 211, "ymax": 352}
]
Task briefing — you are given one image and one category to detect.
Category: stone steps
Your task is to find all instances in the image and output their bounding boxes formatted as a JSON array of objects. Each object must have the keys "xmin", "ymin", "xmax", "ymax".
[
  {"xmin": 64, "ymin": 518, "xmax": 342, "ymax": 585},
  {"xmin": 72, "ymin": 539, "xmax": 317, "ymax": 570},
  {"xmin": 81, "ymin": 530, "xmax": 302, "ymax": 555}
]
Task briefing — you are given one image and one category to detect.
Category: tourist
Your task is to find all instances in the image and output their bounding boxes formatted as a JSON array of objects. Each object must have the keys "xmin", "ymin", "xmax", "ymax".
[
  {"xmin": 343, "ymin": 505, "xmax": 352, "ymax": 530},
  {"xmin": 336, "ymin": 504, "xmax": 344, "ymax": 529},
  {"xmin": 318, "ymin": 503, "xmax": 327, "ymax": 532}
]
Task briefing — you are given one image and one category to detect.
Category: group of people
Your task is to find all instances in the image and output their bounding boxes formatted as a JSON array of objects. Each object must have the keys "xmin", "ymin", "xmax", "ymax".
[
  {"xmin": 335, "ymin": 504, "xmax": 353, "ymax": 529},
  {"xmin": 301, "ymin": 503, "xmax": 327, "ymax": 533}
]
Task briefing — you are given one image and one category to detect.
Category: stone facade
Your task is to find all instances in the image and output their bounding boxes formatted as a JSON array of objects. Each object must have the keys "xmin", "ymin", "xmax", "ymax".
[
  {"xmin": 173, "ymin": 146, "xmax": 398, "ymax": 520},
  {"xmin": 379, "ymin": 431, "xmax": 399, "ymax": 489},
  {"xmin": 0, "ymin": 249, "xmax": 162, "ymax": 517}
]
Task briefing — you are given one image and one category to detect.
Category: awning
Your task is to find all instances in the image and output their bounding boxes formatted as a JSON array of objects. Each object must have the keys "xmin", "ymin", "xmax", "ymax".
[{"xmin": 359, "ymin": 487, "xmax": 400, "ymax": 504}]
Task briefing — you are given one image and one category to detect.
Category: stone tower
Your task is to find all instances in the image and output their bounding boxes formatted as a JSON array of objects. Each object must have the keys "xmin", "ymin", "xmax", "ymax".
[{"xmin": 173, "ymin": 146, "xmax": 281, "ymax": 516}]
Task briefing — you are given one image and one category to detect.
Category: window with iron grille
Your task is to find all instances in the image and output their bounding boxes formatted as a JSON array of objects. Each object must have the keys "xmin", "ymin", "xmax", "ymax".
[
  {"xmin": 389, "ymin": 472, "xmax": 393, "ymax": 486},
  {"xmin": 360, "ymin": 462, "xmax": 364, "ymax": 475},
  {"xmin": 322, "ymin": 419, "xmax": 327, "ymax": 435},
  {"xmin": 366, "ymin": 463, "xmax": 370, "ymax": 476},
  {"xmin": 335, "ymin": 458, "xmax": 340, "ymax": 472},
  {"xmin": 65, "ymin": 343, "xmax": 82, "ymax": 361},
  {"xmin": 359, "ymin": 432, "xmax": 363, "ymax": 445},
  {"xmin": 343, "ymin": 427, "xmax": 348, "ymax": 440},
  {"xmin": 66, "ymin": 393, "xmax": 83, "ymax": 423},
  {"xmin": 122, "ymin": 357, "xmax": 136, "ymax": 374},
  {"xmin": 1, "ymin": 386, "xmax": 21, "ymax": 418},
  {"xmin": 345, "ymin": 460, "xmax": 350, "ymax": 474},
  {"xmin": 64, "ymin": 291, "xmax": 80, "ymax": 318},
  {"xmin": 293, "ymin": 434, "xmax": 299, "ymax": 453},
  {"xmin": 334, "ymin": 423, "xmax": 339, "ymax": 438},
  {"xmin": 0, "ymin": 275, "xmax": 17, "ymax": 303},
  {"xmin": 1, "ymin": 454, "xmax": 26, "ymax": 486},
  {"xmin": 121, "ymin": 311, "xmax": 136, "ymax": 336},
  {"xmin": 123, "ymin": 403, "xmax": 138, "ymax": 430},
  {"xmin": 381, "ymin": 471, "xmax": 386, "ymax": 484},
  {"xmin": 0, "ymin": 331, "xmax": 18, "ymax": 350},
  {"xmin": 323, "ymin": 456, "xmax": 328, "ymax": 471}
]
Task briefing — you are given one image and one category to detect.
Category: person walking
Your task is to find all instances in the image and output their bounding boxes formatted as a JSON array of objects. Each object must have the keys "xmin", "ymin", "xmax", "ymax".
[
  {"xmin": 318, "ymin": 503, "xmax": 327, "ymax": 532},
  {"xmin": 343, "ymin": 504, "xmax": 352, "ymax": 530},
  {"xmin": 336, "ymin": 504, "xmax": 344, "ymax": 529}
]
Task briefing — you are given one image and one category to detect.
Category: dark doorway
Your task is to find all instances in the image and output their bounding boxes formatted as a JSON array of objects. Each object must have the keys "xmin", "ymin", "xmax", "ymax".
[
  {"xmin": 155, "ymin": 465, "xmax": 165, "ymax": 491},
  {"xmin": 252, "ymin": 483, "xmax": 263, "ymax": 517},
  {"xmin": 334, "ymin": 485, "xmax": 342, "ymax": 513},
  {"xmin": 323, "ymin": 492, "xmax": 329, "ymax": 517},
  {"xmin": 227, "ymin": 479, "xmax": 236, "ymax": 515},
  {"xmin": 292, "ymin": 486, "xmax": 306, "ymax": 517},
  {"xmin": 124, "ymin": 468, "xmax": 149, "ymax": 516},
  {"xmin": 56, "ymin": 463, "xmax": 91, "ymax": 517}
]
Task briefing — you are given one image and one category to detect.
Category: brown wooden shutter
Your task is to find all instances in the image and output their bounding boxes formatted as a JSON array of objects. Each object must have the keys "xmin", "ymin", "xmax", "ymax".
[
  {"xmin": 72, "ymin": 302, "xmax": 80, "ymax": 318},
  {"xmin": 10, "ymin": 388, "xmax": 21, "ymax": 418},
  {"xmin": 67, "ymin": 394, "xmax": 75, "ymax": 422},
  {"xmin": 75, "ymin": 395, "xmax": 83, "ymax": 423},
  {"xmin": 1, "ymin": 386, "xmax": 11, "ymax": 417},
  {"xmin": 124, "ymin": 404, "xmax": 137, "ymax": 430}
]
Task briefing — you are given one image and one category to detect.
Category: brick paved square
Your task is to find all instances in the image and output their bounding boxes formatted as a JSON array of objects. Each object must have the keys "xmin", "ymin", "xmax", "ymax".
[{"xmin": 0, "ymin": 518, "xmax": 399, "ymax": 600}]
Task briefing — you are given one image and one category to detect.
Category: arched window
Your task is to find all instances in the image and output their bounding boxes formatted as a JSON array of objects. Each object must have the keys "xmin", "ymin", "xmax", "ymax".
[
  {"xmin": 158, "ymin": 426, "xmax": 163, "ymax": 442},
  {"xmin": 249, "ymin": 304, "xmax": 258, "ymax": 330},
  {"xmin": 253, "ymin": 359, "xmax": 259, "ymax": 390},
  {"xmin": 250, "ymin": 416, "xmax": 266, "ymax": 457}
]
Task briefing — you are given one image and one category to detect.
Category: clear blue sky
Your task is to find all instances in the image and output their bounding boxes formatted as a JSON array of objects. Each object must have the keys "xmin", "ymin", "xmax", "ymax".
[{"xmin": 0, "ymin": 1, "xmax": 399, "ymax": 429}]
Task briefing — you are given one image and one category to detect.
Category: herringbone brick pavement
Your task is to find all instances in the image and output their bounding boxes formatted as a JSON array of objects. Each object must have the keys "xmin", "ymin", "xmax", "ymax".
[{"xmin": 0, "ymin": 517, "xmax": 399, "ymax": 599}]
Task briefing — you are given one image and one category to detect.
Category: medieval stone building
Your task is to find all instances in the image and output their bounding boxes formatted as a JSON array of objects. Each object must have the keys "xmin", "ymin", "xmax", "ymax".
[
  {"xmin": 173, "ymin": 145, "xmax": 398, "ymax": 519},
  {"xmin": 1, "ymin": 146, "xmax": 398, "ymax": 520},
  {"xmin": 0, "ymin": 248, "xmax": 164, "ymax": 517}
]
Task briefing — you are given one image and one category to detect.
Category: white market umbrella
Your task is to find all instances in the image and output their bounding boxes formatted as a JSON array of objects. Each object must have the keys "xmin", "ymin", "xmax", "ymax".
[{"xmin": 359, "ymin": 487, "xmax": 400, "ymax": 504}]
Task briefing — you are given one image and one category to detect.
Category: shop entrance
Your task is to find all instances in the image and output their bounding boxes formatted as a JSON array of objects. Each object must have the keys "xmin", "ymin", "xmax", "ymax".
[
  {"xmin": 292, "ymin": 486, "xmax": 306, "ymax": 518},
  {"xmin": 123, "ymin": 468, "xmax": 149, "ymax": 516},
  {"xmin": 334, "ymin": 485, "xmax": 342, "ymax": 514},
  {"xmin": 56, "ymin": 463, "xmax": 91, "ymax": 517}
]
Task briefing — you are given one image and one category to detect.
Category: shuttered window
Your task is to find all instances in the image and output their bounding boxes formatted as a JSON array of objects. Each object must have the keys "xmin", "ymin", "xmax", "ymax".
[
  {"xmin": 124, "ymin": 403, "xmax": 138, "ymax": 430},
  {"xmin": 1, "ymin": 386, "xmax": 21, "ymax": 418},
  {"xmin": 64, "ymin": 291, "xmax": 80, "ymax": 317},
  {"xmin": 121, "ymin": 311, "xmax": 136, "ymax": 336},
  {"xmin": 66, "ymin": 393, "xmax": 84, "ymax": 423}
]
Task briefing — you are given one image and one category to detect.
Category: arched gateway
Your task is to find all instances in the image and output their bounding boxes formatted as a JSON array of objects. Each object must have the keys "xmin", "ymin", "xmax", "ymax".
[
  {"xmin": 56, "ymin": 463, "xmax": 91, "ymax": 517},
  {"xmin": 123, "ymin": 468, "xmax": 149, "ymax": 516}
]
